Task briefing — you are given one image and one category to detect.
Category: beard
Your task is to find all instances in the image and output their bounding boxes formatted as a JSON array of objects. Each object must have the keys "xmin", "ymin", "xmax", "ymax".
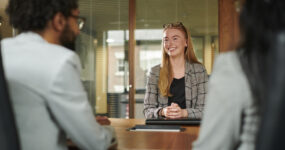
[{"xmin": 59, "ymin": 24, "xmax": 77, "ymax": 51}]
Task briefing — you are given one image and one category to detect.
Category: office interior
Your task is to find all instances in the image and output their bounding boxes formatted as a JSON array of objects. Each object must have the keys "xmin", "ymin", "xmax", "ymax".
[{"xmin": 0, "ymin": 0, "xmax": 239, "ymax": 119}]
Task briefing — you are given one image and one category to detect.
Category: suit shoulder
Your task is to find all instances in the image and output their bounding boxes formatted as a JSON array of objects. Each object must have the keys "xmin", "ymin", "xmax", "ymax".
[
  {"xmin": 149, "ymin": 64, "xmax": 161, "ymax": 76},
  {"xmin": 212, "ymin": 51, "xmax": 242, "ymax": 76},
  {"xmin": 191, "ymin": 62, "xmax": 207, "ymax": 73}
]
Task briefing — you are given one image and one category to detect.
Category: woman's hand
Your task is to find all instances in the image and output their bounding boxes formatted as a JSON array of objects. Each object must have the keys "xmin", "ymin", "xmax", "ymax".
[{"xmin": 162, "ymin": 103, "xmax": 188, "ymax": 118}]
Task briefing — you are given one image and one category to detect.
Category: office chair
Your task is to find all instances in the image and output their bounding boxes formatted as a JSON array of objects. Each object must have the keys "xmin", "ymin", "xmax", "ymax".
[
  {"xmin": 0, "ymin": 43, "xmax": 21, "ymax": 150},
  {"xmin": 256, "ymin": 33, "xmax": 285, "ymax": 150}
]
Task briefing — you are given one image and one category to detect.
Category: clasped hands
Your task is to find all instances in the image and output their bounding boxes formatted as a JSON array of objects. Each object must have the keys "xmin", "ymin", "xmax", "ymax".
[{"xmin": 161, "ymin": 103, "xmax": 188, "ymax": 118}]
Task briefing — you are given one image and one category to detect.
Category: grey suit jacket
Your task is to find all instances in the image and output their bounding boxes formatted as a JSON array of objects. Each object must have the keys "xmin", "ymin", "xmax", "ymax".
[
  {"xmin": 143, "ymin": 61, "xmax": 208, "ymax": 119},
  {"xmin": 193, "ymin": 51, "xmax": 259, "ymax": 150},
  {"xmin": 2, "ymin": 32, "xmax": 113, "ymax": 150}
]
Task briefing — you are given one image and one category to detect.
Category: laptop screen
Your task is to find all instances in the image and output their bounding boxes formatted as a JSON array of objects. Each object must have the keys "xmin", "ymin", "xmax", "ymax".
[{"xmin": 145, "ymin": 118, "xmax": 201, "ymax": 125}]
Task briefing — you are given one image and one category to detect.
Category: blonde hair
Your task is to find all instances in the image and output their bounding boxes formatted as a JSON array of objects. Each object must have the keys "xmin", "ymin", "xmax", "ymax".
[{"xmin": 158, "ymin": 22, "xmax": 200, "ymax": 97}]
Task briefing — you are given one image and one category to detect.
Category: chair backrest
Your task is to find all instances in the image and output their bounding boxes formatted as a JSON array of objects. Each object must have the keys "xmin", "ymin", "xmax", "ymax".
[
  {"xmin": 0, "ymin": 42, "xmax": 21, "ymax": 150},
  {"xmin": 256, "ymin": 33, "xmax": 285, "ymax": 150}
]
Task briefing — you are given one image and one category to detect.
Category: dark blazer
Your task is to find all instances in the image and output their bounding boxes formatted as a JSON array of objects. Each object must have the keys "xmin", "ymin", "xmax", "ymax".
[{"xmin": 143, "ymin": 61, "xmax": 208, "ymax": 119}]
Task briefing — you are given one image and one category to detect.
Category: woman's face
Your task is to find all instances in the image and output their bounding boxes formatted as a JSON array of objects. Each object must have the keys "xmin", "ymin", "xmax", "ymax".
[{"xmin": 163, "ymin": 28, "xmax": 187, "ymax": 58}]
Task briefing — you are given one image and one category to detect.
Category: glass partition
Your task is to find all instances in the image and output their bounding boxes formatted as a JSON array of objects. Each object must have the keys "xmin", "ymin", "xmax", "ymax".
[
  {"xmin": 78, "ymin": 0, "xmax": 218, "ymax": 118},
  {"xmin": 78, "ymin": 0, "xmax": 129, "ymax": 117}
]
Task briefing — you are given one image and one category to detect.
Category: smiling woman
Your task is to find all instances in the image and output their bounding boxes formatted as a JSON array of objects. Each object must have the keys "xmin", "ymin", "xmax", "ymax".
[{"xmin": 143, "ymin": 22, "xmax": 208, "ymax": 119}]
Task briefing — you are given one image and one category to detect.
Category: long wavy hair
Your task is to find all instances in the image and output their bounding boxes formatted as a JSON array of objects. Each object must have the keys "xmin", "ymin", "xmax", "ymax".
[
  {"xmin": 238, "ymin": 0, "xmax": 285, "ymax": 107},
  {"xmin": 237, "ymin": 1, "xmax": 285, "ymax": 148},
  {"xmin": 158, "ymin": 22, "xmax": 200, "ymax": 97}
]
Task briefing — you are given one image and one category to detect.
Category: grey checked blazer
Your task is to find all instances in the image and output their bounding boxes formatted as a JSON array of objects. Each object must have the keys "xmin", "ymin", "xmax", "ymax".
[{"xmin": 143, "ymin": 61, "xmax": 208, "ymax": 119}]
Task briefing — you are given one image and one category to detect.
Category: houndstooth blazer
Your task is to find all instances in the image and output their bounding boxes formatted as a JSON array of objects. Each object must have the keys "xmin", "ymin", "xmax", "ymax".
[{"xmin": 143, "ymin": 61, "xmax": 208, "ymax": 119}]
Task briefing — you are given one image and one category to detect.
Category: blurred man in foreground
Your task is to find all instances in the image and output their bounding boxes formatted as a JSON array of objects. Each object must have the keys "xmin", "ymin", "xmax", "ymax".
[{"xmin": 1, "ymin": 0, "xmax": 116, "ymax": 149}]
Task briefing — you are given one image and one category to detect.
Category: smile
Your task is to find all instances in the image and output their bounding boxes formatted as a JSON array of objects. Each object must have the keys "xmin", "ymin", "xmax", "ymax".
[{"xmin": 168, "ymin": 47, "xmax": 176, "ymax": 51}]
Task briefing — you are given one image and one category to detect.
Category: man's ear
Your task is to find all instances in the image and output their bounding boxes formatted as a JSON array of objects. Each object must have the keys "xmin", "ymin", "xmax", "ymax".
[{"xmin": 51, "ymin": 12, "xmax": 67, "ymax": 32}]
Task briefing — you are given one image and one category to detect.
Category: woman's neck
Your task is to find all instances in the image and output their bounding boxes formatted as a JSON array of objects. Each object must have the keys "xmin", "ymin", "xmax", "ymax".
[
  {"xmin": 170, "ymin": 54, "xmax": 185, "ymax": 68},
  {"xmin": 170, "ymin": 55, "xmax": 185, "ymax": 78}
]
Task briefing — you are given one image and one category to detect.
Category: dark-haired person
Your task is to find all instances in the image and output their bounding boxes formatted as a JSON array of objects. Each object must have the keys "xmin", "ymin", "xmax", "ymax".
[
  {"xmin": 193, "ymin": 0, "xmax": 285, "ymax": 150},
  {"xmin": 143, "ymin": 22, "xmax": 208, "ymax": 119},
  {"xmin": 1, "ymin": 0, "xmax": 116, "ymax": 150}
]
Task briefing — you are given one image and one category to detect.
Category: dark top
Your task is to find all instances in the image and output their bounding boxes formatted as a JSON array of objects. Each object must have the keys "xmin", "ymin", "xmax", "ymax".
[{"xmin": 168, "ymin": 77, "xmax": 186, "ymax": 109}]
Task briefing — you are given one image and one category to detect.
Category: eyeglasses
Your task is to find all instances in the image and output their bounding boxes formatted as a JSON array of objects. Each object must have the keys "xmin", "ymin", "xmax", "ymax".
[
  {"xmin": 163, "ymin": 22, "xmax": 184, "ymax": 28},
  {"xmin": 70, "ymin": 15, "xmax": 86, "ymax": 30}
]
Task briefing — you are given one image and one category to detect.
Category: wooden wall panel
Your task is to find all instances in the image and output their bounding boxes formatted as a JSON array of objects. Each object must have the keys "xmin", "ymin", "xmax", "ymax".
[
  {"xmin": 219, "ymin": 0, "xmax": 240, "ymax": 52},
  {"xmin": 128, "ymin": 0, "xmax": 136, "ymax": 118}
]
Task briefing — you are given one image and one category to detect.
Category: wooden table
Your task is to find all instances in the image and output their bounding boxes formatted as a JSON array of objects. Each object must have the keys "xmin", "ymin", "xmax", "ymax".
[{"xmin": 110, "ymin": 118, "xmax": 200, "ymax": 150}]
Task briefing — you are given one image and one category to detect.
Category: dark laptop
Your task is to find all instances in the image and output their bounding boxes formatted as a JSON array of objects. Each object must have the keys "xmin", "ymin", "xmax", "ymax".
[{"xmin": 145, "ymin": 118, "xmax": 201, "ymax": 125}]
